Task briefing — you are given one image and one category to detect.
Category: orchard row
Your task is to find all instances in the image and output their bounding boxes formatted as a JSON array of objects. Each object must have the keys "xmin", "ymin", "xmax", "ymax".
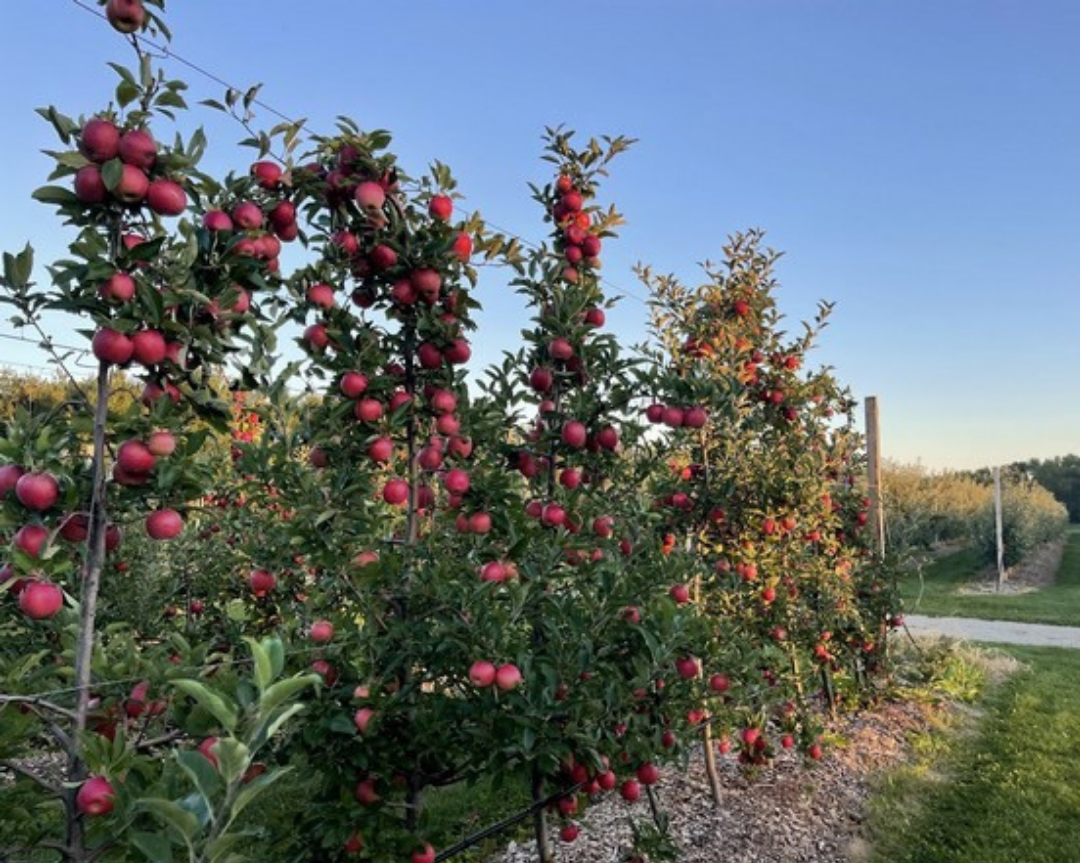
[{"xmin": 0, "ymin": 3, "xmax": 898, "ymax": 863}]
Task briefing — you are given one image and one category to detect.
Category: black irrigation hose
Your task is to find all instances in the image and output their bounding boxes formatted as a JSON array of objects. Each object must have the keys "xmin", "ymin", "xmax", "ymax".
[{"xmin": 434, "ymin": 780, "xmax": 586, "ymax": 863}]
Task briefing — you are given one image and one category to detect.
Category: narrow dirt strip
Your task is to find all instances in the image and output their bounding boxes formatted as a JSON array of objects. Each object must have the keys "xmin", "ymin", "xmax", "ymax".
[{"xmin": 904, "ymin": 614, "xmax": 1080, "ymax": 648}]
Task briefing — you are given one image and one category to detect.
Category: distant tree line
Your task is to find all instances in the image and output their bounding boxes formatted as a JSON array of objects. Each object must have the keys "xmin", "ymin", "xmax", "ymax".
[{"xmin": 1017, "ymin": 456, "xmax": 1080, "ymax": 523}]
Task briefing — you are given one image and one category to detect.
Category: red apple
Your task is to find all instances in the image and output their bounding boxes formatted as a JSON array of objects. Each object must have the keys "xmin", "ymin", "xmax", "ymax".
[
  {"xmin": 548, "ymin": 338, "xmax": 574, "ymax": 361},
  {"xmin": 307, "ymin": 283, "xmax": 335, "ymax": 309},
  {"xmin": 79, "ymin": 118, "xmax": 120, "ymax": 163},
  {"xmin": 383, "ymin": 479, "xmax": 409, "ymax": 506},
  {"xmin": 15, "ymin": 472, "xmax": 59, "ymax": 511},
  {"xmin": 130, "ymin": 329, "xmax": 166, "ymax": 366},
  {"xmin": 529, "ymin": 367, "xmax": 554, "ymax": 393},
  {"xmin": 232, "ymin": 201, "xmax": 263, "ymax": 231},
  {"xmin": 105, "ymin": 0, "xmax": 145, "ymax": 33},
  {"xmin": 429, "ymin": 195, "xmax": 452, "ymax": 221},
  {"xmin": 453, "ymin": 232, "xmax": 472, "ymax": 262},
  {"xmin": 480, "ymin": 561, "xmax": 508, "ymax": 583},
  {"xmin": 661, "ymin": 406, "xmax": 685, "ymax": 428},
  {"xmin": 354, "ymin": 181, "xmax": 386, "ymax": 211},
  {"xmin": 443, "ymin": 468, "xmax": 469, "ymax": 495},
  {"xmin": 675, "ymin": 656, "xmax": 700, "ymax": 680},
  {"xmin": 361, "ymin": 439, "xmax": 394, "ymax": 468},
  {"xmin": 669, "ymin": 584, "xmax": 690, "ymax": 605},
  {"xmin": 60, "ymin": 512, "xmax": 90, "ymax": 543},
  {"xmin": 417, "ymin": 342, "xmax": 443, "ymax": 370},
  {"xmin": 444, "ymin": 338, "xmax": 471, "ymax": 365},
  {"xmin": 561, "ymin": 421, "xmax": 587, "ymax": 449},
  {"xmin": 145, "ymin": 509, "xmax": 182, "ymax": 540},
  {"xmin": 344, "ymin": 831, "xmax": 364, "ymax": 855},
  {"xmin": 204, "ymin": 210, "xmax": 233, "ymax": 232},
  {"xmin": 19, "ymin": 581, "xmax": 64, "ymax": 620},
  {"xmin": 117, "ymin": 440, "xmax": 156, "ymax": 475},
  {"xmin": 248, "ymin": 568, "xmax": 276, "ymax": 595},
  {"xmin": 595, "ymin": 426, "xmax": 618, "ymax": 450},
  {"xmin": 411, "ymin": 844, "xmax": 435, "ymax": 863},
  {"xmin": 469, "ymin": 660, "xmax": 497, "ymax": 687},
  {"xmin": 429, "ymin": 390, "xmax": 457, "ymax": 416},
  {"xmin": 0, "ymin": 463, "xmax": 24, "ymax": 497},
  {"xmin": 708, "ymin": 673, "xmax": 730, "ymax": 693},
  {"xmin": 355, "ymin": 778, "xmax": 380, "ymax": 805},
  {"xmin": 146, "ymin": 431, "xmax": 176, "ymax": 457},
  {"xmin": 147, "ymin": 179, "xmax": 187, "ymax": 216},
  {"xmin": 684, "ymin": 406, "xmax": 708, "ymax": 428},
  {"xmin": 468, "ymin": 512, "xmax": 492, "ymax": 534},
  {"xmin": 310, "ymin": 620, "xmax": 334, "ymax": 643},
  {"xmin": 269, "ymin": 201, "xmax": 296, "ymax": 230},
  {"xmin": 369, "ymin": 244, "xmax": 397, "ymax": 270},
  {"xmin": 339, "ymin": 372, "xmax": 368, "ymax": 399},
  {"xmin": 302, "ymin": 324, "xmax": 329, "ymax": 351},
  {"xmin": 495, "ymin": 663, "xmax": 522, "ymax": 691},
  {"xmin": 354, "ymin": 707, "xmax": 375, "ymax": 735},
  {"xmin": 92, "ymin": 328, "xmax": 133, "ymax": 365},
  {"xmin": 74, "ymin": 165, "xmax": 107, "ymax": 203},
  {"xmin": 619, "ymin": 780, "xmax": 641, "ymax": 802},
  {"xmin": 198, "ymin": 737, "xmax": 219, "ymax": 768},
  {"xmin": 99, "ymin": 272, "xmax": 136, "ymax": 303},
  {"xmin": 636, "ymin": 762, "xmax": 659, "ymax": 785},
  {"xmin": 355, "ymin": 399, "xmax": 383, "ymax": 423},
  {"xmin": 14, "ymin": 523, "xmax": 50, "ymax": 557},
  {"xmin": 541, "ymin": 503, "xmax": 566, "ymax": 527},
  {"xmin": 76, "ymin": 776, "xmax": 115, "ymax": 816},
  {"xmin": 251, "ymin": 160, "xmax": 282, "ymax": 189}
]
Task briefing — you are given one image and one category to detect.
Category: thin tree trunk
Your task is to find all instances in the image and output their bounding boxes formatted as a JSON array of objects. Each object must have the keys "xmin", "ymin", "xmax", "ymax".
[{"xmin": 65, "ymin": 361, "xmax": 111, "ymax": 861}]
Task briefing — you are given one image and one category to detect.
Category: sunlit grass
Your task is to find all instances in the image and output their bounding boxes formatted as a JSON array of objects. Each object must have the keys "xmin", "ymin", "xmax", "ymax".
[
  {"xmin": 867, "ymin": 645, "xmax": 1080, "ymax": 863},
  {"xmin": 900, "ymin": 526, "xmax": 1080, "ymax": 626}
]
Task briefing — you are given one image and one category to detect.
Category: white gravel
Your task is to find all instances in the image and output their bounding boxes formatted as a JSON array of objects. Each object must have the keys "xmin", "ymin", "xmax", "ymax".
[{"xmin": 903, "ymin": 615, "xmax": 1080, "ymax": 648}]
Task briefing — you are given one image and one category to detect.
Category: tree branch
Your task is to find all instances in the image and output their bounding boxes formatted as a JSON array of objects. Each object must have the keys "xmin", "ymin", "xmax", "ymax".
[{"xmin": 0, "ymin": 759, "xmax": 62, "ymax": 794}]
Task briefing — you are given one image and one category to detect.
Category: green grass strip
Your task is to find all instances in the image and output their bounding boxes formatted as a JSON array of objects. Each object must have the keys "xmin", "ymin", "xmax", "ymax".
[
  {"xmin": 869, "ymin": 646, "xmax": 1080, "ymax": 863},
  {"xmin": 901, "ymin": 526, "xmax": 1080, "ymax": 626}
]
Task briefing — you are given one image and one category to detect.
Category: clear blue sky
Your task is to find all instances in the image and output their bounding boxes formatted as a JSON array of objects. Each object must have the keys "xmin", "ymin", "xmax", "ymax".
[{"xmin": 1, "ymin": 1, "xmax": 1077, "ymax": 470}]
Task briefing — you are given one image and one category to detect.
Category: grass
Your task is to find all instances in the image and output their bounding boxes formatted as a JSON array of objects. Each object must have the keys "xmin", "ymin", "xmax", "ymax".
[
  {"xmin": 899, "ymin": 525, "xmax": 1080, "ymax": 626},
  {"xmin": 422, "ymin": 771, "xmax": 534, "ymax": 860},
  {"xmin": 867, "ymin": 645, "xmax": 1080, "ymax": 863}
]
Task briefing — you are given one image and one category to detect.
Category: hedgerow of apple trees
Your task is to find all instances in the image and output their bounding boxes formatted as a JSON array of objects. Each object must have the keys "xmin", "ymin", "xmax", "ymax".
[
  {"xmin": 0, "ymin": 3, "xmax": 900, "ymax": 863},
  {"xmin": 638, "ymin": 237, "xmax": 900, "ymax": 783},
  {"xmin": 0, "ymin": 3, "xmax": 321, "ymax": 861}
]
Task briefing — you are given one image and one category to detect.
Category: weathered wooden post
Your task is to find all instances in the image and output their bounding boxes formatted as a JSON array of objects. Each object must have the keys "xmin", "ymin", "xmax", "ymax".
[
  {"xmin": 994, "ymin": 467, "xmax": 1006, "ymax": 591},
  {"xmin": 865, "ymin": 396, "xmax": 886, "ymax": 559}
]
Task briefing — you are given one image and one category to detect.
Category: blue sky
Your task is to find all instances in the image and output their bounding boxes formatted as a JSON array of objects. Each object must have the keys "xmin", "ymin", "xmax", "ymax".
[{"xmin": 1, "ymin": 1, "xmax": 1077, "ymax": 469}]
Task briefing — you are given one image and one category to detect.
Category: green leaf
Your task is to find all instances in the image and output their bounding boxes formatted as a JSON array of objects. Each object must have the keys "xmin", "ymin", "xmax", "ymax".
[
  {"xmin": 207, "ymin": 831, "xmax": 260, "ymax": 863},
  {"xmin": 131, "ymin": 831, "xmax": 173, "ymax": 863},
  {"xmin": 31, "ymin": 185, "xmax": 79, "ymax": 205},
  {"xmin": 101, "ymin": 158, "xmax": 123, "ymax": 192},
  {"xmin": 257, "ymin": 673, "xmax": 319, "ymax": 715},
  {"xmin": 107, "ymin": 61, "xmax": 137, "ymax": 86},
  {"xmin": 214, "ymin": 738, "xmax": 250, "ymax": 786},
  {"xmin": 265, "ymin": 638, "xmax": 285, "ymax": 679},
  {"xmin": 117, "ymin": 80, "xmax": 141, "ymax": 108},
  {"xmin": 226, "ymin": 767, "xmax": 293, "ymax": 825},
  {"xmin": 135, "ymin": 797, "xmax": 199, "ymax": 842},
  {"xmin": 173, "ymin": 679, "xmax": 239, "ymax": 732},
  {"xmin": 175, "ymin": 748, "xmax": 222, "ymax": 810},
  {"xmin": 243, "ymin": 637, "xmax": 272, "ymax": 692},
  {"xmin": 253, "ymin": 702, "xmax": 305, "ymax": 750}
]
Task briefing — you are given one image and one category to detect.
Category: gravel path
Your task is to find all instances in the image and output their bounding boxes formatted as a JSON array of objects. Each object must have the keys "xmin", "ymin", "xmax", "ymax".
[{"xmin": 904, "ymin": 614, "xmax": 1080, "ymax": 648}]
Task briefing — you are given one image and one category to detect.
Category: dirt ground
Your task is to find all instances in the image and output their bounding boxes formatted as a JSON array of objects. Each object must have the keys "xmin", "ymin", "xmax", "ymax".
[{"xmin": 490, "ymin": 699, "xmax": 939, "ymax": 863}]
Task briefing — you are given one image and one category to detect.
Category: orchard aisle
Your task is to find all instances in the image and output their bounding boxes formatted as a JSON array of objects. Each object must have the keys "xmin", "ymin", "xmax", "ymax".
[{"xmin": 903, "ymin": 615, "xmax": 1080, "ymax": 648}]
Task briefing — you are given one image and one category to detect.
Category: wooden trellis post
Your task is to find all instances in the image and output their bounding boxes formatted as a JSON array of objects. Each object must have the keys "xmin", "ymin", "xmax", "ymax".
[
  {"xmin": 994, "ymin": 467, "xmax": 1006, "ymax": 591},
  {"xmin": 865, "ymin": 396, "xmax": 886, "ymax": 558}
]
